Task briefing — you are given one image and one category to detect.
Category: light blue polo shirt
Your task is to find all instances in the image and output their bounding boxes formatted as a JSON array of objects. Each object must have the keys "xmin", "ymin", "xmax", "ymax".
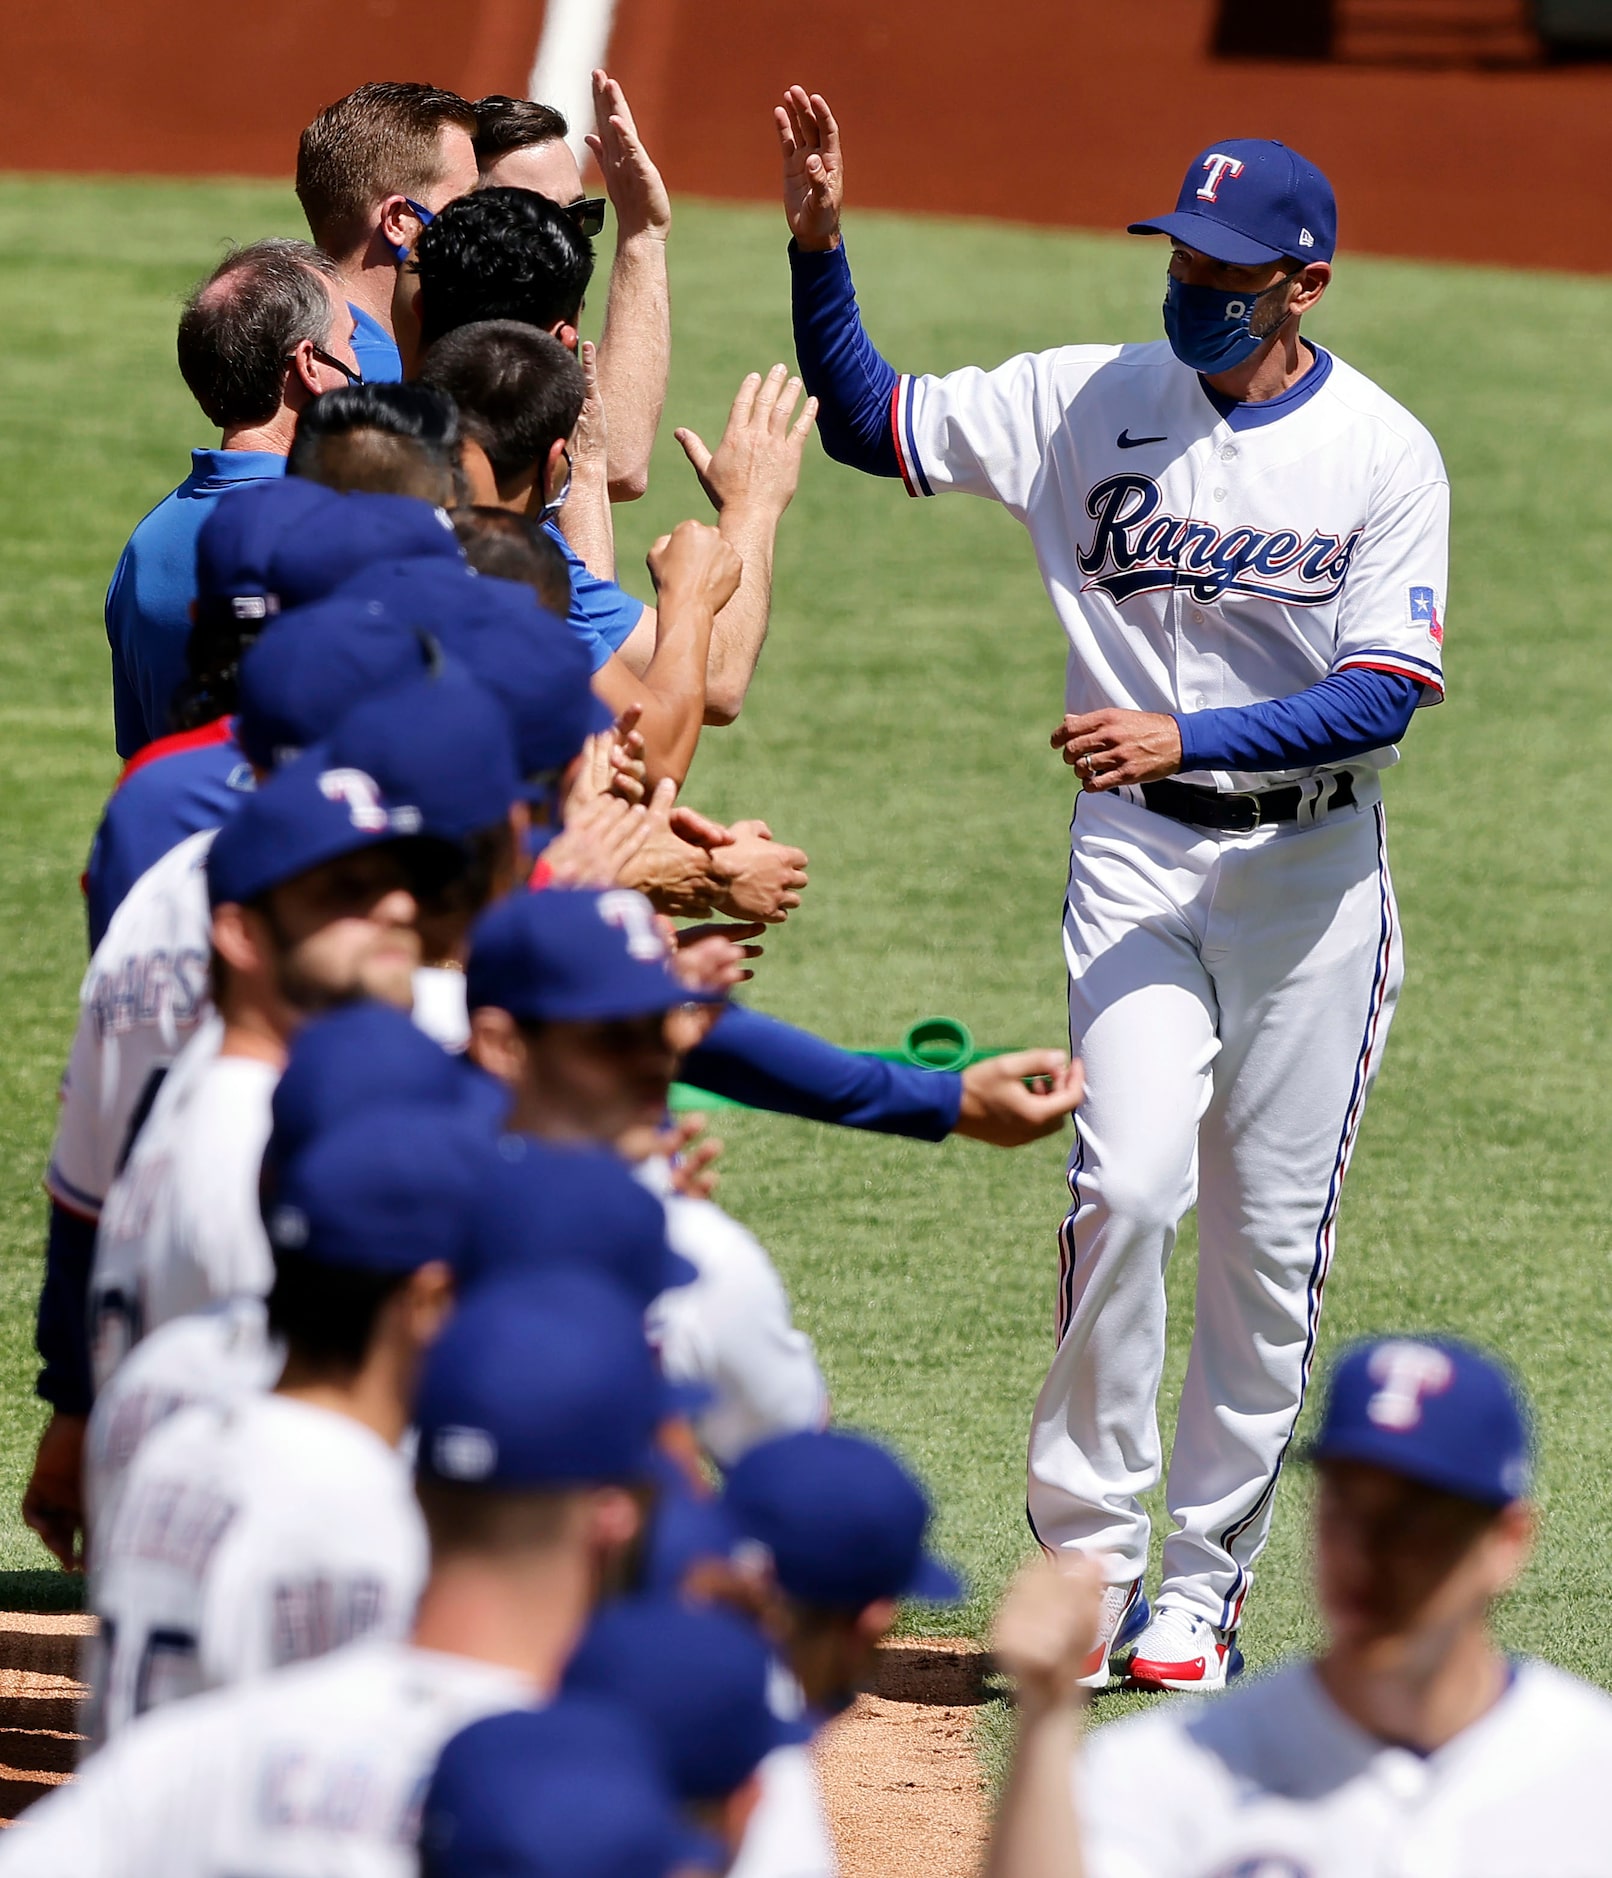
[
  {"xmin": 542, "ymin": 522, "xmax": 647, "ymax": 671},
  {"xmin": 104, "ymin": 449, "xmax": 286, "ymax": 758},
  {"xmin": 349, "ymin": 304, "xmax": 403, "ymax": 384}
]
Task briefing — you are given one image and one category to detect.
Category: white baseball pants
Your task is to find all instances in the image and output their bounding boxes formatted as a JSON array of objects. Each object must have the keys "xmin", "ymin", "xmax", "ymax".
[{"xmin": 1027, "ymin": 784, "xmax": 1401, "ymax": 1629}]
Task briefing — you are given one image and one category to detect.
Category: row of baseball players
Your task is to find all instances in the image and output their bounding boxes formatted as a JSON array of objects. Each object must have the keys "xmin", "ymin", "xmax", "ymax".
[{"xmin": 7, "ymin": 68, "xmax": 1083, "ymax": 1878}]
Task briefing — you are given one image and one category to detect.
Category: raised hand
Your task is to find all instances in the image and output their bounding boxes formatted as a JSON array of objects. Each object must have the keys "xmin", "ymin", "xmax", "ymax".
[
  {"xmin": 675, "ymin": 365, "xmax": 819, "ymax": 521},
  {"xmin": 775, "ymin": 86, "xmax": 844, "ymax": 252},
  {"xmin": 585, "ymin": 70, "xmax": 671, "ymax": 241}
]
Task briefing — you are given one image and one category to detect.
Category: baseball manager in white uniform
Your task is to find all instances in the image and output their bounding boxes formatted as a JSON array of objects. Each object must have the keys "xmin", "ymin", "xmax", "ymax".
[{"xmin": 779, "ymin": 92, "xmax": 1449, "ymax": 1686}]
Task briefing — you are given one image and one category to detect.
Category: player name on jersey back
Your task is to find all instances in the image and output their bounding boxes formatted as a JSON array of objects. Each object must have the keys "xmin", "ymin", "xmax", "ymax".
[{"xmin": 895, "ymin": 341, "xmax": 1448, "ymax": 789}]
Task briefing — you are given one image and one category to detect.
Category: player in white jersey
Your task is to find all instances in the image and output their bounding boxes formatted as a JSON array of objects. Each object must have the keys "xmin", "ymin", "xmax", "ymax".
[
  {"xmin": 465, "ymin": 886, "xmax": 828, "ymax": 1465},
  {"xmin": 86, "ymin": 1109, "xmax": 490, "ymax": 1743},
  {"xmin": 985, "ymin": 1337, "xmax": 1612, "ymax": 1878},
  {"xmin": 90, "ymin": 670, "xmax": 523, "ymax": 1387},
  {"xmin": 82, "ymin": 1295, "xmax": 281, "ymax": 1545},
  {"xmin": 0, "ymin": 1271, "xmax": 676, "ymax": 1878},
  {"xmin": 779, "ymin": 96, "xmax": 1449, "ymax": 1681}
]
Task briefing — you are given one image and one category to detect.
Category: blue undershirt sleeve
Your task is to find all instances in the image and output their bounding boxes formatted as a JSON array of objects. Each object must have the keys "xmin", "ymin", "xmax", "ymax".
[
  {"xmin": 1174, "ymin": 668, "xmax": 1423, "ymax": 774},
  {"xmin": 35, "ymin": 1200, "xmax": 97, "ymax": 1414},
  {"xmin": 790, "ymin": 240, "xmax": 903, "ymax": 478},
  {"xmin": 681, "ymin": 1005, "xmax": 962, "ymax": 1141}
]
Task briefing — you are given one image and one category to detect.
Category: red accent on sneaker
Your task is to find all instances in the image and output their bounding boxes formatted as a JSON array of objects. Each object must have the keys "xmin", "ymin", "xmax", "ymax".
[{"xmin": 1128, "ymin": 1643, "xmax": 1227, "ymax": 1689}]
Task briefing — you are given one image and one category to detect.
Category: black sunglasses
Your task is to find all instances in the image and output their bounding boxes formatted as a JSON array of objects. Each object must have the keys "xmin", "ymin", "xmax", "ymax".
[
  {"xmin": 566, "ymin": 195, "xmax": 607, "ymax": 239},
  {"xmin": 289, "ymin": 344, "xmax": 365, "ymax": 389}
]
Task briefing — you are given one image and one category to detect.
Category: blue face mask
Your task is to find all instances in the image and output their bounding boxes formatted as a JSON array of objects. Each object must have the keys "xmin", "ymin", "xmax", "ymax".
[{"xmin": 1161, "ymin": 273, "xmax": 1296, "ymax": 375}]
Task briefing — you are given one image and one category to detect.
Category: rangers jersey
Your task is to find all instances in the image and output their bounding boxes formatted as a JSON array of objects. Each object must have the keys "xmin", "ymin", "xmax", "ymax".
[
  {"xmin": 638, "ymin": 1159, "xmax": 829, "ymax": 1467},
  {"xmin": 894, "ymin": 341, "xmax": 1448, "ymax": 791},
  {"xmin": 88, "ymin": 1014, "xmax": 277, "ymax": 1392},
  {"xmin": 0, "ymin": 1639, "xmax": 534, "ymax": 1878},
  {"xmin": 1078, "ymin": 1656, "xmax": 1612, "ymax": 1877},
  {"xmin": 86, "ymin": 1393, "xmax": 426, "ymax": 1745},
  {"xmin": 82, "ymin": 1295, "xmax": 282, "ymax": 1544}
]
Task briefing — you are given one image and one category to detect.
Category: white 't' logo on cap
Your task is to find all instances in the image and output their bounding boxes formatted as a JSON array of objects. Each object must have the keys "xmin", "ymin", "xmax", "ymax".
[
  {"xmin": 1197, "ymin": 153, "xmax": 1246, "ymax": 202},
  {"xmin": 1365, "ymin": 1341, "xmax": 1455, "ymax": 1431}
]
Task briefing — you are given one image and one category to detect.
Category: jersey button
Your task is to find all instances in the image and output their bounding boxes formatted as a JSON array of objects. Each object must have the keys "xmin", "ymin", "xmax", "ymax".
[
  {"xmin": 1213, "ymin": 487, "xmax": 1227, "ymax": 501},
  {"xmin": 1218, "ymin": 443, "xmax": 1238, "ymax": 462}
]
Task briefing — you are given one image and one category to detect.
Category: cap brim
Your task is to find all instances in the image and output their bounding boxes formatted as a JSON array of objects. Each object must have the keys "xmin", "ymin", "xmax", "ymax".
[
  {"xmin": 514, "ymin": 982, "xmax": 726, "ymax": 1024},
  {"xmin": 902, "ymin": 1553, "xmax": 966, "ymax": 1603},
  {"xmin": 1302, "ymin": 1432, "xmax": 1519, "ymax": 1508},
  {"xmin": 1127, "ymin": 211, "xmax": 1289, "ymax": 266}
]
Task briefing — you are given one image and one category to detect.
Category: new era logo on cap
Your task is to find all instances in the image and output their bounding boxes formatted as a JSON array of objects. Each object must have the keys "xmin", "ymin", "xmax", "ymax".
[{"xmin": 433, "ymin": 1425, "xmax": 498, "ymax": 1480}]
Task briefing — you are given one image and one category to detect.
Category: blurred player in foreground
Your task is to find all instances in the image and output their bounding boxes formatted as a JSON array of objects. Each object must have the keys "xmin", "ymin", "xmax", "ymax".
[
  {"xmin": 0, "ymin": 1271, "xmax": 670, "ymax": 1878},
  {"xmin": 986, "ymin": 1338, "xmax": 1612, "ymax": 1878}
]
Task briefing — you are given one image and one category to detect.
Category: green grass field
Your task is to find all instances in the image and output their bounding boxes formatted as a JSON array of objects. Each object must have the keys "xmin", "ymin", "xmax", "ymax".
[{"xmin": 1, "ymin": 178, "xmax": 1610, "ymax": 1705}]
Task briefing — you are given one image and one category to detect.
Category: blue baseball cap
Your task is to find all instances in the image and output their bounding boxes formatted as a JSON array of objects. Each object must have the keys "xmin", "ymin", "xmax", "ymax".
[
  {"xmin": 466, "ymin": 888, "xmax": 718, "ymax": 1026},
  {"xmin": 196, "ymin": 481, "xmax": 463, "ymax": 622},
  {"xmin": 1129, "ymin": 139, "xmax": 1337, "ymax": 266},
  {"xmin": 416, "ymin": 1269, "xmax": 671, "ymax": 1488},
  {"xmin": 325, "ymin": 669, "xmax": 520, "ymax": 842},
  {"xmin": 641, "ymin": 1474, "xmax": 747, "ymax": 1597},
  {"xmin": 421, "ymin": 1698, "xmax": 710, "ymax": 1878},
  {"xmin": 462, "ymin": 1134, "xmax": 696, "ymax": 1304},
  {"xmin": 194, "ymin": 477, "xmax": 340, "ymax": 625},
  {"xmin": 338, "ymin": 559, "xmax": 613, "ymax": 787},
  {"xmin": 1306, "ymin": 1336, "xmax": 1533, "ymax": 1507},
  {"xmin": 268, "ymin": 1001, "xmax": 508, "ymax": 1177},
  {"xmin": 206, "ymin": 742, "xmax": 436, "ymax": 907},
  {"xmin": 724, "ymin": 1429, "xmax": 965, "ymax": 1610},
  {"xmin": 441, "ymin": 608, "xmax": 613, "ymax": 791},
  {"xmin": 563, "ymin": 1596, "xmax": 808, "ymax": 1802},
  {"xmin": 235, "ymin": 595, "xmax": 438, "ymax": 771},
  {"xmin": 264, "ymin": 1106, "xmax": 493, "ymax": 1276}
]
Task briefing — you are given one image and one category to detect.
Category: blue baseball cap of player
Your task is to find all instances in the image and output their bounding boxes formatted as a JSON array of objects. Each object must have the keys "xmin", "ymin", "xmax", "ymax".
[
  {"xmin": 325, "ymin": 669, "xmax": 520, "ymax": 842},
  {"xmin": 1306, "ymin": 1336, "xmax": 1534, "ymax": 1507},
  {"xmin": 206, "ymin": 742, "xmax": 440, "ymax": 907},
  {"xmin": 641, "ymin": 1469, "xmax": 748, "ymax": 1597},
  {"xmin": 1130, "ymin": 138, "xmax": 1337, "ymax": 267},
  {"xmin": 416, "ymin": 1268, "xmax": 673, "ymax": 1487},
  {"xmin": 265, "ymin": 1106, "xmax": 495, "ymax": 1276},
  {"xmin": 195, "ymin": 481, "xmax": 462, "ymax": 622},
  {"xmin": 466, "ymin": 887, "xmax": 719, "ymax": 1025},
  {"xmin": 563, "ymin": 1596, "xmax": 811, "ymax": 1803},
  {"xmin": 268, "ymin": 1002, "xmax": 509, "ymax": 1178},
  {"xmin": 724, "ymin": 1429, "xmax": 965, "ymax": 1609},
  {"xmin": 336, "ymin": 558, "xmax": 613, "ymax": 790},
  {"xmin": 421, "ymin": 1698, "xmax": 711, "ymax": 1878},
  {"xmin": 460, "ymin": 1133, "xmax": 697, "ymax": 1304},
  {"xmin": 234, "ymin": 594, "xmax": 437, "ymax": 770}
]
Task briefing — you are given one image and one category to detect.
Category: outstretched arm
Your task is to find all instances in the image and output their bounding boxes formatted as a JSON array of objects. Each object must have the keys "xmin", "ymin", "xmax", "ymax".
[
  {"xmin": 588, "ymin": 71, "xmax": 671, "ymax": 503},
  {"xmin": 777, "ymin": 87, "xmax": 905, "ymax": 478}
]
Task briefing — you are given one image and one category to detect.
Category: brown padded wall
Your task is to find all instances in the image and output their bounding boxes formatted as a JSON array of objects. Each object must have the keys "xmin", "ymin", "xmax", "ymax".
[{"xmin": 3, "ymin": 0, "xmax": 1611, "ymax": 272}]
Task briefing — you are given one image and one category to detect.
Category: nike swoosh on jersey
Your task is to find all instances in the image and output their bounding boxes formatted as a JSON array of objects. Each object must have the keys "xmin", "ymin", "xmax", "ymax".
[{"xmin": 1116, "ymin": 430, "xmax": 1169, "ymax": 449}]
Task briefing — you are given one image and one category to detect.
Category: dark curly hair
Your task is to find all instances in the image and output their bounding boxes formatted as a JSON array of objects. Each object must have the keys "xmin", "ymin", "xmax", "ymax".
[{"xmin": 413, "ymin": 186, "xmax": 593, "ymax": 348}]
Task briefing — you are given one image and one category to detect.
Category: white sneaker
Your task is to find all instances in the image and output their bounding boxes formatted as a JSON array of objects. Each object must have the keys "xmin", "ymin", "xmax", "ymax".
[
  {"xmin": 1124, "ymin": 1603, "xmax": 1243, "ymax": 1693},
  {"xmin": 1075, "ymin": 1577, "xmax": 1149, "ymax": 1690}
]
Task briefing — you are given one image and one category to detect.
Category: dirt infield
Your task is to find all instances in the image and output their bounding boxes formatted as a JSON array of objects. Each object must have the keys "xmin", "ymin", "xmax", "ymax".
[{"xmin": 2, "ymin": 0, "xmax": 1611, "ymax": 273}]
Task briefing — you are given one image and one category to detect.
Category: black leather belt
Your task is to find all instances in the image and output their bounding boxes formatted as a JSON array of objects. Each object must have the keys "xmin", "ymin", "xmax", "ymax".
[{"xmin": 1139, "ymin": 773, "xmax": 1356, "ymax": 833}]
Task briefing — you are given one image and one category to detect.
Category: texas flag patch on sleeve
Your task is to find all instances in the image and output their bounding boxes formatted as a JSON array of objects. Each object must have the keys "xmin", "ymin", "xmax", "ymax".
[{"xmin": 1409, "ymin": 586, "xmax": 1443, "ymax": 646}]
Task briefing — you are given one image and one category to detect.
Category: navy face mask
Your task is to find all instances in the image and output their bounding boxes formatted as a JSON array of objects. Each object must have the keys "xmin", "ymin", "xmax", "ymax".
[{"xmin": 1162, "ymin": 271, "xmax": 1298, "ymax": 375}]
